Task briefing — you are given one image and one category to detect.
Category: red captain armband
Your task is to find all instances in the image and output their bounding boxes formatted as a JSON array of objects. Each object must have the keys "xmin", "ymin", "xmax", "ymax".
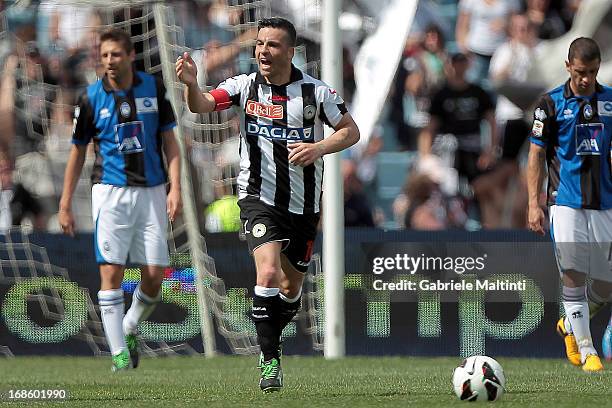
[{"xmin": 209, "ymin": 88, "xmax": 232, "ymax": 111}]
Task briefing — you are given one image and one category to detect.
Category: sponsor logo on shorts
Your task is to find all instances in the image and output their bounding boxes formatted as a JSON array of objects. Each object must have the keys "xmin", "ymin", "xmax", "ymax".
[
  {"xmin": 598, "ymin": 101, "xmax": 612, "ymax": 116},
  {"xmin": 246, "ymin": 100, "xmax": 283, "ymax": 119},
  {"xmin": 103, "ymin": 241, "xmax": 111, "ymax": 252},
  {"xmin": 252, "ymin": 223, "xmax": 267, "ymax": 238}
]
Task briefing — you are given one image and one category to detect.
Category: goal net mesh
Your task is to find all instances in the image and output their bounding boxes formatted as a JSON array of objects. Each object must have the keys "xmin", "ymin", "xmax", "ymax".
[{"xmin": 0, "ymin": 0, "xmax": 323, "ymax": 356}]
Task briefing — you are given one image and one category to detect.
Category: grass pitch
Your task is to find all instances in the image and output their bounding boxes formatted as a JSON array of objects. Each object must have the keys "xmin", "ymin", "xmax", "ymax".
[{"xmin": 0, "ymin": 356, "xmax": 610, "ymax": 407}]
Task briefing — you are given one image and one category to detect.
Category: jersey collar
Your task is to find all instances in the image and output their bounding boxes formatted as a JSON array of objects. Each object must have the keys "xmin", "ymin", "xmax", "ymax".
[
  {"xmin": 563, "ymin": 79, "xmax": 604, "ymax": 99},
  {"xmin": 101, "ymin": 70, "xmax": 142, "ymax": 93},
  {"xmin": 255, "ymin": 64, "xmax": 304, "ymax": 87}
]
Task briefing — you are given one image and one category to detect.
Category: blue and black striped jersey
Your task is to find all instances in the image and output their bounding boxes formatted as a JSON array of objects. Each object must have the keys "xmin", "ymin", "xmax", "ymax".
[
  {"xmin": 530, "ymin": 80, "xmax": 612, "ymax": 209},
  {"xmin": 72, "ymin": 71, "xmax": 176, "ymax": 187}
]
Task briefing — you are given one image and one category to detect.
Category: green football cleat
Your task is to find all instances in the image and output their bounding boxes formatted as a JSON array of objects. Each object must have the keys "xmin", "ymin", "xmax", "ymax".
[
  {"xmin": 111, "ymin": 349, "xmax": 130, "ymax": 372},
  {"xmin": 257, "ymin": 342, "xmax": 283, "ymax": 369},
  {"xmin": 259, "ymin": 358, "xmax": 283, "ymax": 392},
  {"xmin": 125, "ymin": 333, "xmax": 140, "ymax": 369}
]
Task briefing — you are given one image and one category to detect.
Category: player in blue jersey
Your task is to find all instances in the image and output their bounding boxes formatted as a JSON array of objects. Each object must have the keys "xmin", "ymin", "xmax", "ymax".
[
  {"xmin": 527, "ymin": 37, "xmax": 612, "ymax": 372},
  {"xmin": 58, "ymin": 28, "xmax": 182, "ymax": 371}
]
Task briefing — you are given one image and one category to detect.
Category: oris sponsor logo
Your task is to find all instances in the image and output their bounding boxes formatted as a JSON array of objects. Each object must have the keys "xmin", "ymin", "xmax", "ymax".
[{"xmin": 246, "ymin": 100, "xmax": 283, "ymax": 119}]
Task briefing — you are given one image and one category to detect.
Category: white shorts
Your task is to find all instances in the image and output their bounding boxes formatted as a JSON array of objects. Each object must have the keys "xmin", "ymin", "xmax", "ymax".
[
  {"xmin": 92, "ymin": 184, "xmax": 169, "ymax": 266},
  {"xmin": 549, "ymin": 205, "xmax": 612, "ymax": 282}
]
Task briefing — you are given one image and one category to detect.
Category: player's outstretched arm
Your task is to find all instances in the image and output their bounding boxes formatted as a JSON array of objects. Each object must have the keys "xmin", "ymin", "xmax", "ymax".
[
  {"xmin": 162, "ymin": 129, "xmax": 182, "ymax": 222},
  {"xmin": 175, "ymin": 52, "xmax": 216, "ymax": 114},
  {"xmin": 59, "ymin": 144, "xmax": 87, "ymax": 237},
  {"xmin": 288, "ymin": 113, "xmax": 360, "ymax": 167},
  {"xmin": 526, "ymin": 143, "xmax": 546, "ymax": 235}
]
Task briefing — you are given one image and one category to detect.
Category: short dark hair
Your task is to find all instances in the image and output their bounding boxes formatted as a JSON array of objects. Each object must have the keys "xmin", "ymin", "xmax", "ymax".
[
  {"xmin": 568, "ymin": 37, "xmax": 600, "ymax": 62},
  {"xmin": 258, "ymin": 17, "xmax": 297, "ymax": 46},
  {"xmin": 99, "ymin": 28, "xmax": 133, "ymax": 54}
]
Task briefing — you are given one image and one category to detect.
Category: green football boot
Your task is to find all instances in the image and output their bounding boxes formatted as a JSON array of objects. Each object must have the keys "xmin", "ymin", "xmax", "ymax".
[
  {"xmin": 111, "ymin": 349, "xmax": 130, "ymax": 372},
  {"xmin": 125, "ymin": 333, "xmax": 140, "ymax": 369},
  {"xmin": 259, "ymin": 358, "xmax": 283, "ymax": 392}
]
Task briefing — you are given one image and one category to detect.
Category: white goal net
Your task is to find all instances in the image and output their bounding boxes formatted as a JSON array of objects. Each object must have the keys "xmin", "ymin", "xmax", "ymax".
[{"xmin": 0, "ymin": 0, "xmax": 324, "ymax": 357}]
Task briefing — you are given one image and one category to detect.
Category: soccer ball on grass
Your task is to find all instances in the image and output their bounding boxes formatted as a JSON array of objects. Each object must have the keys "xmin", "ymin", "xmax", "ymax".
[{"xmin": 452, "ymin": 355, "xmax": 505, "ymax": 402}]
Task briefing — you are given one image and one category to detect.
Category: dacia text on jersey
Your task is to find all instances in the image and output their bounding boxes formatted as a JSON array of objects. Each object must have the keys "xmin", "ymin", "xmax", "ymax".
[{"xmin": 246, "ymin": 123, "xmax": 314, "ymax": 141}]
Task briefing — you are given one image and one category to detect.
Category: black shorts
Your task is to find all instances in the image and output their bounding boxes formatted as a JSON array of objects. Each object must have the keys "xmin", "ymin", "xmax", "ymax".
[{"xmin": 238, "ymin": 197, "xmax": 320, "ymax": 273}]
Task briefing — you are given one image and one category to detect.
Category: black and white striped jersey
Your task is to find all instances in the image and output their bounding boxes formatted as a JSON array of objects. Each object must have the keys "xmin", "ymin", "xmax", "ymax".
[{"xmin": 210, "ymin": 65, "xmax": 347, "ymax": 214}]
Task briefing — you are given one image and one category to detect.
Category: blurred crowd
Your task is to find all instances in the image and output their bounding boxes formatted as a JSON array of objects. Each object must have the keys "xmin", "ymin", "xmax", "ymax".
[
  {"xmin": 0, "ymin": 0, "xmax": 584, "ymax": 233},
  {"xmin": 344, "ymin": 0, "xmax": 583, "ymax": 231}
]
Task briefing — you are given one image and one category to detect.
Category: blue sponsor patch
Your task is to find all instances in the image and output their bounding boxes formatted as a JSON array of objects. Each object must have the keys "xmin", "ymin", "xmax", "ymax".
[
  {"xmin": 575, "ymin": 123, "xmax": 604, "ymax": 156},
  {"xmin": 246, "ymin": 123, "xmax": 314, "ymax": 140},
  {"xmin": 115, "ymin": 121, "xmax": 146, "ymax": 154}
]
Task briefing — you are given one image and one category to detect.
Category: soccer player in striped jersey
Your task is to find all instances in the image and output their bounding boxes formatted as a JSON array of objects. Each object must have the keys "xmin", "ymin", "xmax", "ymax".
[
  {"xmin": 59, "ymin": 28, "xmax": 182, "ymax": 371},
  {"xmin": 527, "ymin": 37, "xmax": 612, "ymax": 372},
  {"xmin": 177, "ymin": 17, "xmax": 359, "ymax": 392}
]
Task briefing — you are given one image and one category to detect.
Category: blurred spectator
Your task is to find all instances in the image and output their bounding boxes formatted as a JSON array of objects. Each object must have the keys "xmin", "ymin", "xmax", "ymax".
[
  {"xmin": 177, "ymin": 0, "xmax": 256, "ymax": 85},
  {"xmin": 399, "ymin": 56, "xmax": 430, "ymax": 152},
  {"xmin": 526, "ymin": 0, "xmax": 566, "ymax": 40},
  {"xmin": 484, "ymin": 13, "xmax": 535, "ymax": 227},
  {"xmin": 455, "ymin": 0, "xmax": 521, "ymax": 87},
  {"xmin": 420, "ymin": 24, "xmax": 447, "ymax": 91},
  {"xmin": 0, "ymin": 156, "xmax": 45, "ymax": 232},
  {"xmin": 0, "ymin": 42, "xmax": 59, "ymax": 230},
  {"xmin": 393, "ymin": 170, "xmax": 466, "ymax": 230},
  {"xmin": 0, "ymin": 43, "xmax": 58, "ymax": 159},
  {"xmin": 418, "ymin": 52, "xmax": 497, "ymax": 228},
  {"xmin": 343, "ymin": 160, "xmax": 375, "ymax": 227},
  {"xmin": 354, "ymin": 128, "xmax": 383, "ymax": 191},
  {"xmin": 39, "ymin": 3, "xmax": 98, "ymax": 55},
  {"xmin": 0, "ymin": 2, "xmax": 37, "ymax": 68},
  {"xmin": 391, "ymin": 37, "xmax": 430, "ymax": 151},
  {"xmin": 176, "ymin": 0, "xmax": 232, "ymax": 50}
]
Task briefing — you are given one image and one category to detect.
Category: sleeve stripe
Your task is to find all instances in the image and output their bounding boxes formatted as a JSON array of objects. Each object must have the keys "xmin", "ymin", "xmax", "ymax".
[
  {"xmin": 160, "ymin": 122, "xmax": 177, "ymax": 132},
  {"xmin": 210, "ymin": 88, "xmax": 233, "ymax": 111},
  {"xmin": 530, "ymin": 137, "xmax": 546, "ymax": 147},
  {"xmin": 318, "ymin": 102, "xmax": 332, "ymax": 127}
]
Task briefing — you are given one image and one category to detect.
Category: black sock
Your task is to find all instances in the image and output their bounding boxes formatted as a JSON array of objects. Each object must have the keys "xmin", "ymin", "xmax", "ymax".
[
  {"xmin": 279, "ymin": 295, "xmax": 301, "ymax": 334},
  {"xmin": 252, "ymin": 294, "xmax": 281, "ymax": 361}
]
